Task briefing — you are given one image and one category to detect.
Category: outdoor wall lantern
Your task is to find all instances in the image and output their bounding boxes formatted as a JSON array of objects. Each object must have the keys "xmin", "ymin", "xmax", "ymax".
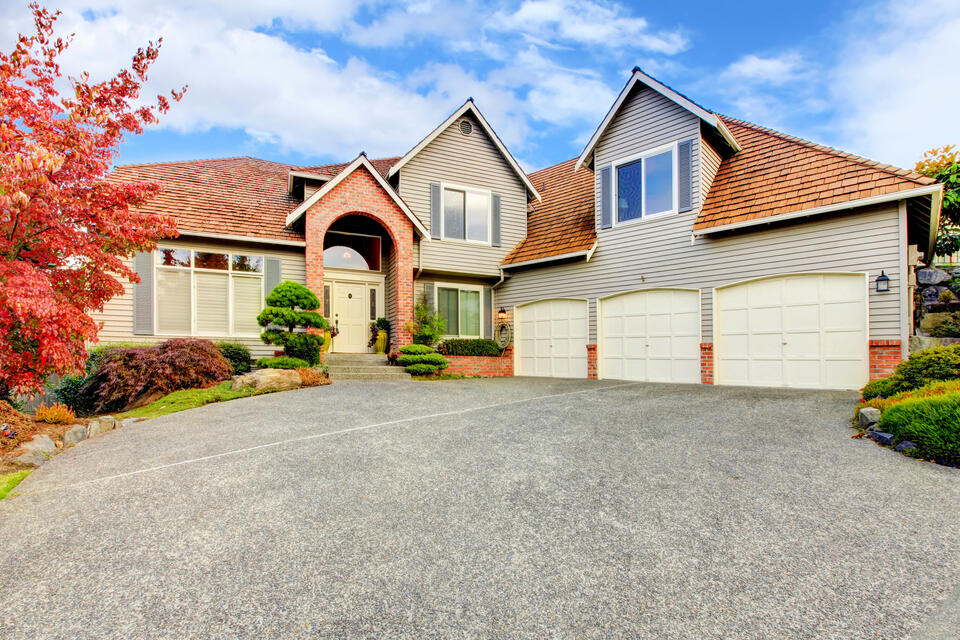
[
  {"xmin": 876, "ymin": 271, "xmax": 890, "ymax": 293},
  {"xmin": 497, "ymin": 307, "xmax": 507, "ymax": 320}
]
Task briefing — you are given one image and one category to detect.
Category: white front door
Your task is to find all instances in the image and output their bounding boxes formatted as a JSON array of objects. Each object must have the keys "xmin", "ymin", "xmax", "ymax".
[
  {"xmin": 714, "ymin": 273, "xmax": 869, "ymax": 390},
  {"xmin": 599, "ymin": 289, "xmax": 700, "ymax": 383},
  {"xmin": 515, "ymin": 299, "xmax": 588, "ymax": 378},
  {"xmin": 332, "ymin": 281, "xmax": 368, "ymax": 353}
]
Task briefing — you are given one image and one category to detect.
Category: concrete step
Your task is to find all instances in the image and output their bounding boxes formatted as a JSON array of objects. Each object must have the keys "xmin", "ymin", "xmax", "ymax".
[
  {"xmin": 330, "ymin": 371, "xmax": 413, "ymax": 381},
  {"xmin": 327, "ymin": 365, "xmax": 406, "ymax": 375},
  {"xmin": 325, "ymin": 353, "xmax": 389, "ymax": 366}
]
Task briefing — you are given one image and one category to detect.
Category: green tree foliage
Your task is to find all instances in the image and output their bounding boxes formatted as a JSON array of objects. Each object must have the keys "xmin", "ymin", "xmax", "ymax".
[
  {"xmin": 915, "ymin": 146, "xmax": 960, "ymax": 259},
  {"xmin": 257, "ymin": 282, "xmax": 327, "ymax": 365},
  {"xmin": 405, "ymin": 296, "xmax": 446, "ymax": 346}
]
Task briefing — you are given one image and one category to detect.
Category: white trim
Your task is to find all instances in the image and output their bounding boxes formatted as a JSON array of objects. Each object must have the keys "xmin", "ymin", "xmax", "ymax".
[
  {"xmin": 433, "ymin": 281, "xmax": 486, "ymax": 339},
  {"xmin": 284, "ymin": 155, "xmax": 431, "ymax": 238},
  {"xmin": 438, "ymin": 181, "xmax": 493, "ymax": 245},
  {"xmin": 610, "ymin": 141, "xmax": 679, "ymax": 226},
  {"xmin": 928, "ymin": 187, "xmax": 943, "ymax": 260},
  {"xmin": 898, "ymin": 201, "xmax": 910, "ymax": 360},
  {"xmin": 502, "ymin": 247, "xmax": 594, "ymax": 270},
  {"xmin": 323, "ymin": 267, "xmax": 386, "ymax": 285},
  {"xmin": 286, "ymin": 170, "xmax": 332, "ymax": 194},
  {"xmin": 694, "ymin": 184, "xmax": 944, "ymax": 236},
  {"xmin": 178, "ymin": 230, "xmax": 306, "ymax": 248},
  {"xmin": 585, "ymin": 240, "xmax": 599, "ymax": 262},
  {"xmin": 576, "ymin": 68, "xmax": 740, "ymax": 171},
  {"xmin": 387, "ymin": 100, "xmax": 542, "ymax": 202}
]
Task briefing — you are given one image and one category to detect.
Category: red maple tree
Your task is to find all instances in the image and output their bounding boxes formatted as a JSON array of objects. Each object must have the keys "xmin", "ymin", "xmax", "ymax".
[{"xmin": 0, "ymin": 4, "xmax": 185, "ymax": 395}]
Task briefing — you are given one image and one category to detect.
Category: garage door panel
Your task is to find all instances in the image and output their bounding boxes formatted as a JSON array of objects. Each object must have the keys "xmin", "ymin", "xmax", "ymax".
[
  {"xmin": 672, "ymin": 312, "xmax": 700, "ymax": 334},
  {"xmin": 623, "ymin": 315, "xmax": 646, "ymax": 335},
  {"xmin": 716, "ymin": 273, "xmax": 868, "ymax": 390},
  {"xmin": 515, "ymin": 300, "xmax": 588, "ymax": 378},
  {"xmin": 623, "ymin": 336, "xmax": 647, "ymax": 358}
]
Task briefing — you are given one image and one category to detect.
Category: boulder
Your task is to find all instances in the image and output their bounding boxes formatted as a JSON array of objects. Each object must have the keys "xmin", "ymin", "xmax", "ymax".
[
  {"xmin": 21, "ymin": 434, "xmax": 56, "ymax": 455},
  {"xmin": 868, "ymin": 431, "xmax": 896, "ymax": 446},
  {"xmin": 894, "ymin": 440, "xmax": 918, "ymax": 453},
  {"xmin": 231, "ymin": 368, "xmax": 302, "ymax": 392},
  {"xmin": 13, "ymin": 449, "xmax": 46, "ymax": 468},
  {"xmin": 921, "ymin": 286, "xmax": 951, "ymax": 305},
  {"xmin": 917, "ymin": 268, "xmax": 951, "ymax": 285},
  {"xmin": 86, "ymin": 416, "xmax": 118, "ymax": 438},
  {"xmin": 858, "ymin": 407, "xmax": 881, "ymax": 428},
  {"xmin": 62, "ymin": 424, "xmax": 88, "ymax": 446},
  {"xmin": 910, "ymin": 335, "xmax": 943, "ymax": 352}
]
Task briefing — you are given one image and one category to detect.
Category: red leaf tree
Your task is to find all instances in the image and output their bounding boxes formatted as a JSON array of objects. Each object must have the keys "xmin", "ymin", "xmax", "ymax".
[{"xmin": 0, "ymin": 4, "xmax": 185, "ymax": 395}]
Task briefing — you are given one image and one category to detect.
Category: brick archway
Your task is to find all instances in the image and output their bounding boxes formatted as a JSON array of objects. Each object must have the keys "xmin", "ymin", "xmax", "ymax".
[{"xmin": 303, "ymin": 165, "xmax": 415, "ymax": 347}]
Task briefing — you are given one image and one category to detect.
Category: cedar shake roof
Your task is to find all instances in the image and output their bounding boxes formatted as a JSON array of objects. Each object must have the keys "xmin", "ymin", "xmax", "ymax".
[
  {"xmin": 502, "ymin": 158, "xmax": 596, "ymax": 266},
  {"xmin": 694, "ymin": 117, "xmax": 936, "ymax": 231},
  {"xmin": 110, "ymin": 156, "xmax": 399, "ymax": 244}
]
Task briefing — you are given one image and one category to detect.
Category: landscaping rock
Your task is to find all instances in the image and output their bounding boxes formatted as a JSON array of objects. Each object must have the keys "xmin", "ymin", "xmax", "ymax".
[
  {"xmin": 910, "ymin": 335, "xmax": 943, "ymax": 352},
  {"xmin": 20, "ymin": 434, "xmax": 56, "ymax": 455},
  {"xmin": 120, "ymin": 417, "xmax": 146, "ymax": 427},
  {"xmin": 86, "ymin": 416, "xmax": 118, "ymax": 438},
  {"xmin": 231, "ymin": 368, "xmax": 302, "ymax": 392},
  {"xmin": 858, "ymin": 407, "xmax": 881, "ymax": 428},
  {"xmin": 917, "ymin": 268, "xmax": 952, "ymax": 285},
  {"xmin": 868, "ymin": 431, "xmax": 896, "ymax": 446},
  {"xmin": 921, "ymin": 286, "xmax": 951, "ymax": 305},
  {"xmin": 894, "ymin": 441, "xmax": 918, "ymax": 453},
  {"xmin": 62, "ymin": 424, "xmax": 88, "ymax": 446},
  {"xmin": 13, "ymin": 448, "xmax": 46, "ymax": 468}
]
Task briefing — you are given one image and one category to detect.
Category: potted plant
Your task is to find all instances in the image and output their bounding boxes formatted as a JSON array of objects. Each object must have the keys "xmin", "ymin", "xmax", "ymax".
[{"xmin": 368, "ymin": 317, "xmax": 390, "ymax": 354}]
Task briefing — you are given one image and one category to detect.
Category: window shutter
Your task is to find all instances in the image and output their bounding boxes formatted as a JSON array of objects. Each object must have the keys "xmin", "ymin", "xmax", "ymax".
[
  {"xmin": 264, "ymin": 258, "xmax": 281, "ymax": 298},
  {"xmin": 483, "ymin": 287, "xmax": 493, "ymax": 339},
  {"xmin": 132, "ymin": 251, "xmax": 155, "ymax": 335},
  {"xmin": 430, "ymin": 183, "xmax": 441, "ymax": 239},
  {"xmin": 600, "ymin": 165, "xmax": 612, "ymax": 229},
  {"xmin": 422, "ymin": 282, "xmax": 435, "ymax": 309},
  {"xmin": 678, "ymin": 139, "xmax": 693, "ymax": 212},
  {"xmin": 491, "ymin": 193, "xmax": 501, "ymax": 247}
]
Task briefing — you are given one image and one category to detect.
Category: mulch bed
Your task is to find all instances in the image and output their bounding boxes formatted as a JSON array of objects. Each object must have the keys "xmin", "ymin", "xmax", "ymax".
[{"xmin": 0, "ymin": 401, "xmax": 87, "ymax": 475}]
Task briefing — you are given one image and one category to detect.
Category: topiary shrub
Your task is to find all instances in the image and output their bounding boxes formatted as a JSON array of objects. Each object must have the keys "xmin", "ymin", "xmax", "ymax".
[
  {"xmin": 256, "ymin": 356, "xmax": 310, "ymax": 370},
  {"xmin": 397, "ymin": 352, "xmax": 449, "ymax": 367},
  {"xmin": 399, "ymin": 344, "xmax": 435, "ymax": 355},
  {"xmin": 82, "ymin": 339, "xmax": 232, "ymax": 413},
  {"xmin": 217, "ymin": 342, "xmax": 252, "ymax": 375},
  {"xmin": 257, "ymin": 281, "xmax": 327, "ymax": 365},
  {"xmin": 406, "ymin": 363, "xmax": 441, "ymax": 376},
  {"xmin": 862, "ymin": 376, "xmax": 899, "ymax": 400},
  {"xmin": 437, "ymin": 338, "xmax": 500, "ymax": 357},
  {"xmin": 396, "ymin": 344, "xmax": 448, "ymax": 375},
  {"xmin": 878, "ymin": 392, "xmax": 960, "ymax": 465}
]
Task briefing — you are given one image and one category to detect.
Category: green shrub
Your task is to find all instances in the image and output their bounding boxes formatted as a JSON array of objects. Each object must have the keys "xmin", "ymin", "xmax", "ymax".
[
  {"xmin": 438, "ymin": 338, "xmax": 500, "ymax": 357},
  {"xmin": 397, "ymin": 352, "xmax": 449, "ymax": 367},
  {"xmin": 406, "ymin": 363, "xmax": 440, "ymax": 376},
  {"xmin": 891, "ymin": 345, "xmax": 960, "ymax": 392},
  {"xmin": 399, "ymin": 344, "xmax": 434, "ymax": 355},
  {"xmin": 930, "ymin": 313, "xmax": 960, "ymax": 338},
  {"xmin": 856, "ymin": 379, "xmax": 960, "ymax": 422},
  {"xmin": 862, "ymin": 376, "xmax": 898, "ymax": 400},
  {"xmin": 217, "ymin": 342, "xmax": 252, "ymax": 375},
  {"xmin": 256, "ymin": 356, "xmax": 310, "ymax": 370},
  {"xmin": 878, "ymin": 392, "xmax": 960, "ymax": 465},
  {"xmin": 404, "ymin": 296, "xmax": 446, "ymax": 346},
  {"xmin": 257, "ymin": 281, "xmax": 327, "ymax": 365}
]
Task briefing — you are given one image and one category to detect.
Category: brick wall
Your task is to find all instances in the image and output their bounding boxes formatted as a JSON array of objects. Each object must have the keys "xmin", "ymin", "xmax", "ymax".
[
  {"xmin": 869, "ymin": 339, "xmax": 902, "ymax": 380},
  {"xmin": 700, "ymin": 343, "xmax": 714, "ymax": 384},
  {"xmin": 444, "ymin": 347, "xmax": 513, "ymax": 377},
  {"xmin": 304, "ymin": 164, "xmax": 415, "ymax": 346},
  {"xmin": 586, "ymin": 344, "xmax": 598, "ymax": 380}
]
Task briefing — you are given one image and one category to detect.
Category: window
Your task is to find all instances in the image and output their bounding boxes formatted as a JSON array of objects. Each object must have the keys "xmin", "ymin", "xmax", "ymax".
[
  {"xmin": 436, "ymin": 283, "xmax": 483, "ymax": 337},
  {"xmin": 615, "ymin": 144, "xmax": 676, "ymax": 223},
  {"xmin": 154, "ymin": 247, "xmax": 264, "ymax": 337},
  {"xmin": 322, "ymin": 232, "xmax": 381, "ymax": 271},
  {"xmin": 442, "ymin": 185, "xmax": 490, "ymax": 243}
]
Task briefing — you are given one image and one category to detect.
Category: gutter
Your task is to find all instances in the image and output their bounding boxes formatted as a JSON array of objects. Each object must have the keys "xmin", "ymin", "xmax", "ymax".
[
  {"xmin": 176, "ymin": 230, "xmax": 306, "ymax": 248},
  {"xmin": 502, "ymin": 242, "xmax": 598, "ymax": 270}
]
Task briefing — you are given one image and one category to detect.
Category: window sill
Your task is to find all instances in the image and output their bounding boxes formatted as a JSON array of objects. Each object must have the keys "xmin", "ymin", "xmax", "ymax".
[
  {"xmin": 438, "ymin": 237, "xmax": 492, "ymax": 247},
  {"xmin": 612, "ymin": 209, "xmax": 678, "ymax": 228}
]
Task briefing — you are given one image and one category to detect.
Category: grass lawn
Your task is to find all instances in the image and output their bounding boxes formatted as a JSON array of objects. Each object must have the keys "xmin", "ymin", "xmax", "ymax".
[
  {"xmin": 117, "ymin": 381, "xmax": 271, "ymax": 420},
  {"xmin": 0, "ymin": 470, "xmax": 31, "ymax": 500}
]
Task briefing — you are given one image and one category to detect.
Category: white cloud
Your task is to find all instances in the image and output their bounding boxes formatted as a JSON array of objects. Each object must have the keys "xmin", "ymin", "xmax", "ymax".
[
  {"xmin": 720, "ymin": 52, "xmax": 805, "ymax": 85},
  {"xmin": 828, "ymin": 0, "xmax": 960, "ymax": 167}
]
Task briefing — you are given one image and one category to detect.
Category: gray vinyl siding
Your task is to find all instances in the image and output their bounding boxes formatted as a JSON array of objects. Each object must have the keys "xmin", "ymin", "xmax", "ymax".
[
  {"xmin": 90, "ymin": 237, "xmax": 306, "ymax": 359},
  {"xmin": 497, "ymin": 203, "xmax": 903, "ymax": 343},
  {"xmin": 398, "ymin": 113, "xmax": 527, "ymax": 277},
  {"xmin": 700, "ymin": 137, "xmax": 722, "ymax": 205}
]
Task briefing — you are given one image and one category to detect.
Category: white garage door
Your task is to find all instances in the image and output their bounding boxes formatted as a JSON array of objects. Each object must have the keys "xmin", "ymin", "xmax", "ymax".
[
  {"xmin": 516, "ymin": 299, "xmax": 588, "ymax": 378},
  {"xmin": 715, "ymin": 273, "xmax": 868, "ymax": 390},
  {"xmin": 599, "ymin": 289, "xmax": 700, "ymax": 383}
]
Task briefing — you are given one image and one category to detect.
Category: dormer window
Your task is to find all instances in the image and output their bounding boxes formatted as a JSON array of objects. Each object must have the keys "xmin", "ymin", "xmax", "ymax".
[{"xmin": 614, "ymin": 142, "xmax": 677, "ymax": 223}]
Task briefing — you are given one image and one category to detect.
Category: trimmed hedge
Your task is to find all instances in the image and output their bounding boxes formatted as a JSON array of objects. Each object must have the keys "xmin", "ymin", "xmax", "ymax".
[
  {"xmin": 217, "ymin": 342, "xmax": 252, "ymax": 375},
  {"xmin": 406, "ymin": 363, "xmax": 442, "ymax": 376},
  {"xmin": 397, "ymin": 344, "xmax": 449, "ymax": 375},
  {"xmin": 397, "ymin": 352, "xmax": 449, "ymax": 367},
  {"xmin": 399, "ymin": 344, "xmax": 434, "ymax": 355},
  {"xmin": 438, "ymin": 338, "xmax": 500, "ymax": 357},
  {"xmin": 256, "ymin": 356, "xmax": 310, "ymax": 370},
  {"xmin": 878, "ymin": 392, "xmax": 960, "ymax": 465},
  {"xmin": 862, "ymin": 376, "xmax": 898, "ymax": 400}
]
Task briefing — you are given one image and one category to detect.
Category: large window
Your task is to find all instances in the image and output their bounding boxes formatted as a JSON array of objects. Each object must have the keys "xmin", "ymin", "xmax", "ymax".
[
  {"xmin": 323, "ymin": 231, "xmax": 381, "ymax": 271},
  {"xmin": 442, "ymin": 185, "xmax": 491, "ymax": 243},
  {"xmin": 155, "ymin": 247, "xmax": 264, "ymax": 337},
  {"xmin": 436, "ymin": 283, "xmax": 483, "ymax": 337},
  {"xmin": 615, "ymin": 144, "xmax": 676, "ymax": 223}
]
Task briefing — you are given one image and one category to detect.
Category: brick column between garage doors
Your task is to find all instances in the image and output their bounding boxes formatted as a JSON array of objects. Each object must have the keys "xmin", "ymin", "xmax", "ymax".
[
  {"xmin": 700, "ymin": 343, "xmax": 714, "ymax": 385},
  {"xmin": 869, "ymin": 340, "xmax": 902, "ymax": 380}
]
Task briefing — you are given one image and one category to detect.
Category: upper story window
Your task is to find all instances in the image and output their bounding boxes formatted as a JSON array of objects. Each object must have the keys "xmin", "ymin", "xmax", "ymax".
[
  {"xmin": 442, "ymin": 185, "xmax": 491, "ymax": 243},
  {"xmin": 615, "ymin": 143, "xmax": 677, "ymax": 223}
]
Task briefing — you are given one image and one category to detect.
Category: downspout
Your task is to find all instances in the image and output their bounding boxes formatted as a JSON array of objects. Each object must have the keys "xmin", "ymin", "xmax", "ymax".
[
  {"xmin": 492, "ymin": 266, "xmax": 506, "ymax": 289},
  {"xmin": 415, "ymin": 236, "xmax": 423, "ymax": 279}
]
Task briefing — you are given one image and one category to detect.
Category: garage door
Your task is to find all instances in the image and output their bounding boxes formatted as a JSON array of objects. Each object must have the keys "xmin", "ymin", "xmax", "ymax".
[
  {"xmin": 715, "ymin": 273, "xmax": 868, "ymax": 390},
  {"xmin": 599, "ymin": 289, "xmax": 700, "ymax": 383},
  {"xmin": 515, "ymin": 299, "xmax": 588, "ymax": 378}
]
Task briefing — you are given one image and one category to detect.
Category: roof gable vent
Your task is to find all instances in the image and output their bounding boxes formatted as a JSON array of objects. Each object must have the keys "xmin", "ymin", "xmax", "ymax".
[{"xmin": 458, "ymin": 119, "xmax": 473, "ymax": 136}]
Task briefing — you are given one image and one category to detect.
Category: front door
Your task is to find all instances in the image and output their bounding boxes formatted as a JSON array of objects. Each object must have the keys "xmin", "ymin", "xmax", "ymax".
[{"xmin": 332, "ymin": 282, "xmax": 368, "ymax": 352}]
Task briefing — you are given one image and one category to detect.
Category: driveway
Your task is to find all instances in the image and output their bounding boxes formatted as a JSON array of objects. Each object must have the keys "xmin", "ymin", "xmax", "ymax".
[{"xmin": 1, "ymin": 378, "xmax": 958, "ymax": 639}]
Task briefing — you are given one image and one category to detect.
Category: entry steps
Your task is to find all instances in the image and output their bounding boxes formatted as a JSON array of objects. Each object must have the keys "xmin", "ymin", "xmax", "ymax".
[{"xmin": 324, "ymin": 353, "xmax": 411, "ymax": 381}]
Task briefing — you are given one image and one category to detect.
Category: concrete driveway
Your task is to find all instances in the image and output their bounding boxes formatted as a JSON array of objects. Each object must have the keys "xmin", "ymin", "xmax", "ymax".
[{"xmin": 1, "ymin": 378, "xmax": 958, "ymax": 639}]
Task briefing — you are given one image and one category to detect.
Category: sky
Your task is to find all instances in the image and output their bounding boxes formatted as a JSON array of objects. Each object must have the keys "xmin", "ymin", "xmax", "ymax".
[{"xmin": 1, "ymin": 0, "xmax": 958, "ymax": 173}]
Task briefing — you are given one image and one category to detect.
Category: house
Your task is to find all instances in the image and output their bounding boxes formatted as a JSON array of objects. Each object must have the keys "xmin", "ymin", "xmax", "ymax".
[{"xmin": 96, "ymin": 68, "xmax": 942, "ymax": 390}]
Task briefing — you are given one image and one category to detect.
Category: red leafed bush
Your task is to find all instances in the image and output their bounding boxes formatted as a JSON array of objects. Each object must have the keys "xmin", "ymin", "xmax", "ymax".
[{"xmin": 83, "ymin": 339, "xmax": 231, "ymax": 413}]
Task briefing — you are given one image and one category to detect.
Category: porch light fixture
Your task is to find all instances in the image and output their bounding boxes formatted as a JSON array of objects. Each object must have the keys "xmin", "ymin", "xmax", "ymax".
[
  {"xmin": 497, "ymin": 306, "xmax": 507, "ymax": 320},
  {"xmin": 876, "ymin": 271, "xmax": 890, "ymax": 293}
]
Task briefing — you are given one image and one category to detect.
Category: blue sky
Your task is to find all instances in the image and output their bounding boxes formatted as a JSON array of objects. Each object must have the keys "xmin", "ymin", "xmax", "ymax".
[{"xmin": 2, "ymin": 0, "xmax": 957, "ymax": 172}]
